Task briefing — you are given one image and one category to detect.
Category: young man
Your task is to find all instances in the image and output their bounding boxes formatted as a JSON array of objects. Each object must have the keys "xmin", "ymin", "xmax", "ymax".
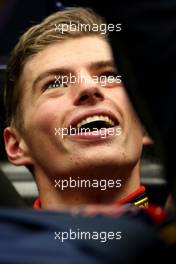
[{"xmin": 3, "ymin": 8, "xmax": 149, "ymax": 210}]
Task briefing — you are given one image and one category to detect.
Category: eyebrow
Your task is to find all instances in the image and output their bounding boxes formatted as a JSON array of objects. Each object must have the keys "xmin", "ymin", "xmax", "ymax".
[
  {"xmin": 32, "ymin": 60, "xmax": 116, "ymax": 89},
  {"xmin": 90, "ymin": 60, "xmax": 116, "ymax": 70}
]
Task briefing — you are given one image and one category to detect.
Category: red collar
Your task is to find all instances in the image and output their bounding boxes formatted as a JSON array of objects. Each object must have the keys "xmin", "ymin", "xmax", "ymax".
[
  {"xmin": 34, "ymin": 186, "xmax": 148, "ymax": 209},
  {"xmin": 33, "ymin": 198, "xmax": 41, "ymax": 209},
  {"xmin": 115, "ymin": 186, "xmax": 147, "ymax": 205}
]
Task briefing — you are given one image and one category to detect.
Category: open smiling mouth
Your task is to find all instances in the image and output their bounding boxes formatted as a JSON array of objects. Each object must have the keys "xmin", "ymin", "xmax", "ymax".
[
  {"xmin": 76, "ymin": 115, "xmax": 115, "ymax": 130},
  {"xmin": 67, "ymin": 114, "xmax": 120, "ymax": 140}
]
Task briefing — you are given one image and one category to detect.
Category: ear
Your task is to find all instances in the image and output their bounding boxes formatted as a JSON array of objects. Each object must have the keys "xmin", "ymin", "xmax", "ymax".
[
  {"xmin": 3, "ymin": 127, "xmax": 33, "ymax": 166},
  {"xmin": 142, "ymin": 128, "xmax": 154, "ymax": 146}
]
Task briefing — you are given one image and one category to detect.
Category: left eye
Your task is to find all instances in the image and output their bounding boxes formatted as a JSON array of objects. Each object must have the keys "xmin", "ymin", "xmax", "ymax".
[
  {"xmin": 98, "ymin": 71, "xmax": 121, "ymax": 86},
  {"xmin": 100, "ymin": 71, "xmax": 118, "ymax": 78}
]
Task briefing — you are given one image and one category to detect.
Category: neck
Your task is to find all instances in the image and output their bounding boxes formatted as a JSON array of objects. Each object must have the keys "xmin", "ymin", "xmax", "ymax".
[{"xmin": 35, "ymin": 162, "xmax": 141, "ymax": 211}]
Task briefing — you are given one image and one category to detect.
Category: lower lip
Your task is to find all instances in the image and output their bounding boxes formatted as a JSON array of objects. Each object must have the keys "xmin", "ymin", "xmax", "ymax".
[{"xmin": 67, "ymin": 127, "xmax": 118, "ymax": 141}]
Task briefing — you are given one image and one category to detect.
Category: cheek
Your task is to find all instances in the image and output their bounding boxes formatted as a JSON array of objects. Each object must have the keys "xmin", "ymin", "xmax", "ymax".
[
  {"xmin": 106, "ymin": 85, "xmax": 130, "ymax": 107},
  {"xmin": 114, "ymin": 87, "xmax": 133, "ymax": 112},
  {"xmin": 109, "ymin": 87, "xmax": 143, "ymax": 143},
  {"xmin": 111, "ymin": 87, "xmax": 142, "ymax": 126},
  {"xmin": 24, "ymin": 100, "xmax": 62, "ymax": 137},
  {"xmin": 22, "ymin": 100, "xmax": 67, "ymax": 163}
]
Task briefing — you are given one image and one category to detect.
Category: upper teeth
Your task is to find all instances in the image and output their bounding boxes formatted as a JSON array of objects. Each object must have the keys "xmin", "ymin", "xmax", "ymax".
[{"xmin": 76, "ymin": 115, "xmax": 115, "ymax": 128}]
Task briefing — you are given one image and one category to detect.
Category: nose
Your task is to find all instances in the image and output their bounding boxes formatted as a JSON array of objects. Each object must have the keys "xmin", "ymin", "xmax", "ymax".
[{"xmin": 73, "ymin": 72, "xmax": 104, "ymax": 106}]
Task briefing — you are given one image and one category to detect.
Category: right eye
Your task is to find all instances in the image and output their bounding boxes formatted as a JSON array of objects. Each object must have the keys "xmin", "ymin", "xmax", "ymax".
[{"xmin": 46, "ymin": 79, "xmax": 68, "ymax": 89}]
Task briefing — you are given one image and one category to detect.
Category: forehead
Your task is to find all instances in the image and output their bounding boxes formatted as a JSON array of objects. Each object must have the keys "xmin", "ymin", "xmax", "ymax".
[{"xmin": 21, "ymin": 36, "xmax": 113, "ymax": 83}]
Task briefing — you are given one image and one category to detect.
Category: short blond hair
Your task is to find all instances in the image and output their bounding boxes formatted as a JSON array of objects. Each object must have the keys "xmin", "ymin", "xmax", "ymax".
[{"xmin": 4, "ymin": 7, "xmax": 107, "ymax": 131}]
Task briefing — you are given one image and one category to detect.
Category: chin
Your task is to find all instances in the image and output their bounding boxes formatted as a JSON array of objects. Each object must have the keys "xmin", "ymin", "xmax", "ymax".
[{"xmin": 73, "ymin": 154, "xmax": 127, "ymax": 172}]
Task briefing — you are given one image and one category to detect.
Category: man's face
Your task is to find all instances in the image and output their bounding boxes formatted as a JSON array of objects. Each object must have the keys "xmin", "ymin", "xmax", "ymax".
[{"xmin": 17, "ymin": 36, "xmax": 144, "ymax": 179}]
